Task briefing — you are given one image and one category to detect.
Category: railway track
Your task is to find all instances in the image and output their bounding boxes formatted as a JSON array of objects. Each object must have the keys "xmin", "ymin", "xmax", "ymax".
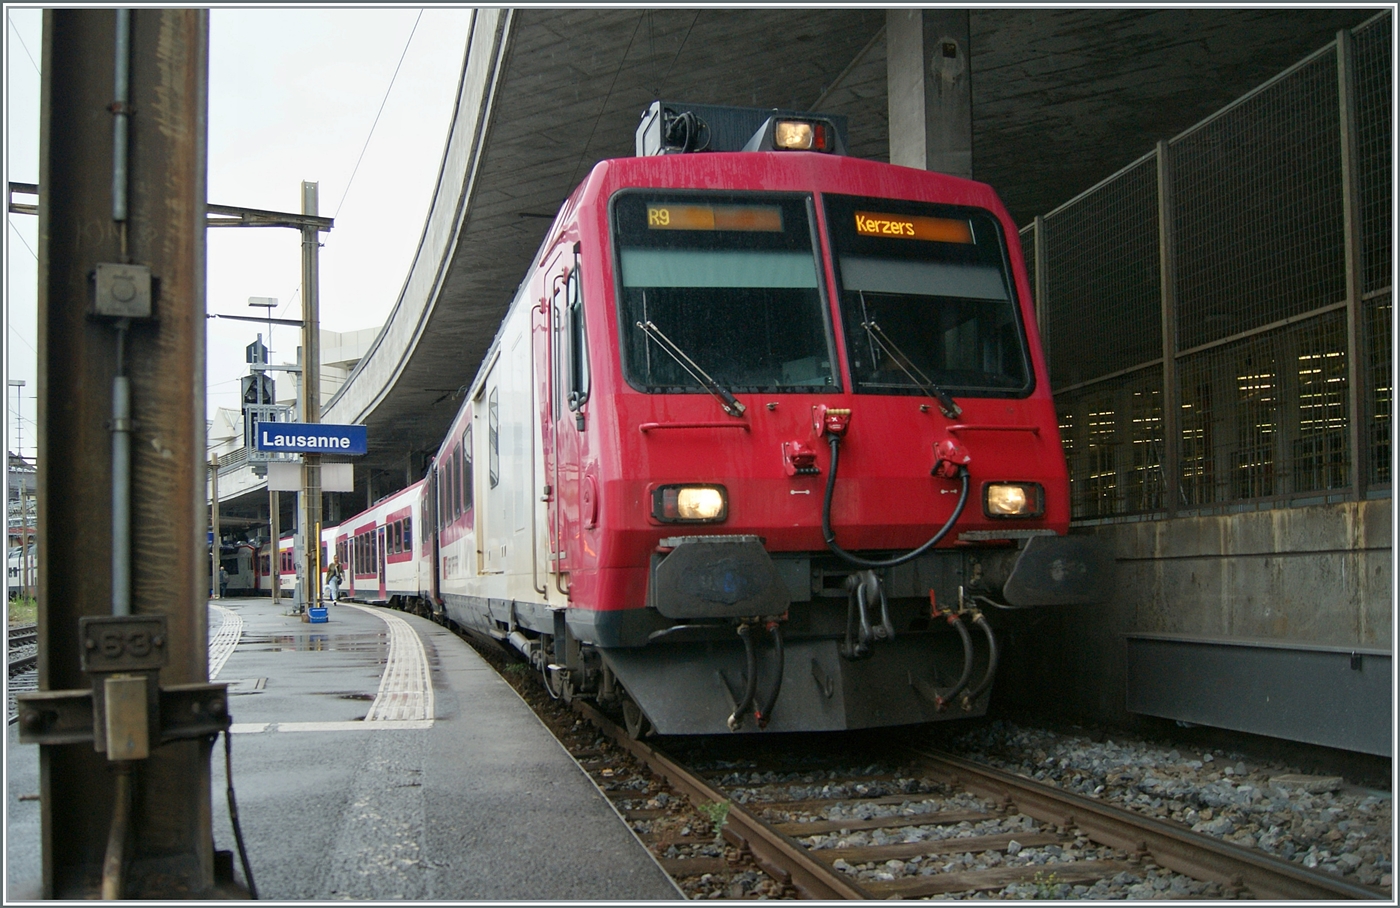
[
  {"xmin": 8, "ymin": 622, "xmax": 39, "ymax": 725},
  {"xmin": 567, "ymin": 700, "xmax": 1387, "ymax": 900},
  {"xmin": 8, "ymin": 622, "xmax": 38, "ymax": 675}
]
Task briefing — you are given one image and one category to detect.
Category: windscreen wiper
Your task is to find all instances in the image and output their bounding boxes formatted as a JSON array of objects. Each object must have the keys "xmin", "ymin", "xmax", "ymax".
[
  {"xmin": 861, "ymin": 318, "xmax": 962, "ymax": 418},
  {"xmin": 636, "ymin": 320, "xmax": 746, "ymax": 417}
]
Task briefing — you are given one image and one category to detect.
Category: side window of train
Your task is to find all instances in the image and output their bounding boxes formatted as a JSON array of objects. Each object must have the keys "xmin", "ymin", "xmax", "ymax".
[
  {"xmin": 440, "ymin": 459, "xmax": 449, "ymax": 526},
  {"xmin": 450, "ymin": 448, "xmax": 460, "ymax": 518},
  {"xmin": 462, "ymin": 425, "xmax": 473, "ymax": 512},
  {"xmin": 449, "ymin": 449, "xmax": 459, "ymax": 519},
  {"xmin": 450, "ymin": 451, "xmax": 459, "ymax": 518},
  {"xmin": 567, "ymin": 252, "xmax": 590, "ymax": 413},
  {"xmin": 404, "ymin": 517, "xmax": 412, "ymax": 552},
  {"xmin": 488, "ymin": 387, "xmax": 500, "ymax": 488},
  {"xmin": 455, "ymin": 444, "xmax": 465, "ymax": 516}
]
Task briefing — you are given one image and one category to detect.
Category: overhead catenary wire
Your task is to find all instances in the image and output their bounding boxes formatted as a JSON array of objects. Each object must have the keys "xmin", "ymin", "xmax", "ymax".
[
  {"xmin": 332, "ymin": 9, "xmax": 424, "ymax": 220},
  {"xmin": 7, "ymin": 14, "xmax": 41, "ymax": 77},
  {"xmin": 8, "ymin": 218, "xmax": 38, "ymax": 261},
  {"xmin": 566, "ymin": 11, "xmax": 645, "ymax": 190},
  {"xmin": 657, "ymin": 10, "xmax": 700, "ymax": 97}
]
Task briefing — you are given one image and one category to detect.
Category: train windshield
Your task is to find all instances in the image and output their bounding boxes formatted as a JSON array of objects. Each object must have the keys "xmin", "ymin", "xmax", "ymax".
[
  {"xmin": 824, "ymin": 195, "xmax": 1031, "ymax": 397},
  {"xmin": 612, "ymin": 192, "xmax": 837, "ymax": 394}
]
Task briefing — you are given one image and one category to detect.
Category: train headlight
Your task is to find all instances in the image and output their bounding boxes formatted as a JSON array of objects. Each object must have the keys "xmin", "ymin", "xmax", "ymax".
[
  {"xmin": 983, "ymin": 482, "xmax": 1044, "ymax": 518},
  {"xmin": 774, "ymin": 120, "xmax": 815, "ymax": 150},
  {"xmin": 743, "ymin": 116, "xmax": 843, "ymax": 154},
  {"xmin": 653, "ymin": 484, "xmax": 727, "ymax": 523}
]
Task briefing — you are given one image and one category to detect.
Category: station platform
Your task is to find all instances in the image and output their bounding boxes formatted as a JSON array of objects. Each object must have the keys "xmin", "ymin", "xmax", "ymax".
[{"xmin": 6, "ymin": 597, "xmax": 681, "ymax": 901}]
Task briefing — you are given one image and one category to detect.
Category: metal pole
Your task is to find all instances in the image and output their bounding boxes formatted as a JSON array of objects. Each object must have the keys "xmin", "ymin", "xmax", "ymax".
[
  {"xmin": 1032, "ymin": 215, "xmax": 1047, "ymax": 333},
  {"xmin": 9, "ymin": 379, "xmax": 25, "ymax": 461},
  {"xmin": 269, "ymin": 488, "xmax": 280, "ymax": 603},
  {"xmin": 1336, "ymin": 30, "xmax": 1366, "ymax": 500},
  {"xmin": 1156, "ymin": 140, "xmax": 1181, "ymax": 515},
  {"xmin": 23, "ymin": 486, "xmax": 33, "ymax": 601},
  {"xmin": 9, "ymin": 380, "xmax": 31, "ymax": 601},
  {"xmin": 110, "ymin": 331, "xmax": 131, "ymax": 616},
  {"xmin": 210, "ymin": 453, "xmax": 219, "ymax": 599},
  {"xmin": 299, "ymin": 181, "xmax": 322, "ymax": 614},
  {"xmin": 36, "ymin": 9, "xmax": 218, "ymax": 897}
]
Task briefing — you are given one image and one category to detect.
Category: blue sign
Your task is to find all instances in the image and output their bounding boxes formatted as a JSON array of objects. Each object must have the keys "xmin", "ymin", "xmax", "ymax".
[{"xmin": 255, "ymin": 422, "xmax": 367, "ymax": 455}]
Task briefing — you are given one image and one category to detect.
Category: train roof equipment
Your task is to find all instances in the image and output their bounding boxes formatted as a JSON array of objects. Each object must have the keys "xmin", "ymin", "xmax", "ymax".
[{"xmin": 635, "ymin": 101, "xmax": 847, "ymax": 157}]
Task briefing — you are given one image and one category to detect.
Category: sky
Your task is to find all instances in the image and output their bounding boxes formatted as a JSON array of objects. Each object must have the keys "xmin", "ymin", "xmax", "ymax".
[{"xmin": 4, "ymin": 6, "xmax": 475, "ymax": 463}]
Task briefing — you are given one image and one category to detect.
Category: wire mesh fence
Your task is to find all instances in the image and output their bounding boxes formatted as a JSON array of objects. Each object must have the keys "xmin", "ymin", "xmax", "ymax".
[
  {"xmin": 1172, "ymin": 46, "xmax": 1345, "ymax": 352},
  {"xmin": 1177, "ymin": 309, "xmax": 1350, "ymax": 507},
  {"xmin": 1041, "ymin": 156, "xmax": 1160, "ymax": 390},
  {"xmin": 1037, "ymin": 12, "xmax": 1390, "ymax": 521},
  {"xmin": 1020, "ymin": 223, "xmax": 1036, "ymax": 320},
  {"xmin": 1354, "ymin": 14, "xmax": 1393, "ymax": 296},
  {"xmin": 1056, "ymin": 366, "xmax": 1164, "ymax": 519},
  {"xmin": 1364, "ymin": 291, "xmax": 1392, "ymax": 487}
]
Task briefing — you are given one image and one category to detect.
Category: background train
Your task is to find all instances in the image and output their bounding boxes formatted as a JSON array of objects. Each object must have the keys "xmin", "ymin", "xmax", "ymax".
[{"xmin": 243, "ymin": 104, "xmax": 1110, "ymax": 736}]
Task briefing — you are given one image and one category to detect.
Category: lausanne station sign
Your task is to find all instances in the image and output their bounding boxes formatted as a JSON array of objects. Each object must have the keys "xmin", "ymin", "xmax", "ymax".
[{"xmin": 255, "ymin": 422, "xmax": 367, "ymax": 455}]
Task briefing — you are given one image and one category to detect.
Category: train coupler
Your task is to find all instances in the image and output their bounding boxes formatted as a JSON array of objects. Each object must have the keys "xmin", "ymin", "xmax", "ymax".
[{"xmin": 839, "ymin": 570, "xmax": 894, "ymax": 661}]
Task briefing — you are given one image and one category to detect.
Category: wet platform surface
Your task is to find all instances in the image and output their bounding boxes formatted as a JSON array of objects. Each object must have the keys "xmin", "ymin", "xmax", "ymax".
[{"xmin": 6, "ymin": 598, "xmax": 681, "ymax": 900}]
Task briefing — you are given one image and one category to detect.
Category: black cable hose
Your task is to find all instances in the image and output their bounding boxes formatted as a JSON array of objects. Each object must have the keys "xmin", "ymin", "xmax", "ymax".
[
  {"xmin": 936, "ymin": 615, "xmax": 975, "ymax": 712},
  {"xmin": 755, "ymin": 623, "xmax": 785, "ymax": 729},
  {"xmin": 962, "ymin": 613, "xmax": 1000, "ymax": 707},
  {"xmin": 224, "ymin": 729, "xmax": 258, "ymax": 899},
  {"xmin": 541, "ymin": 652, "xmax": 561, "ymax": 700},
  {"xmin": 854, "ymin": 576, "xmax": 873, "ymax": 645},
  {"xmin": 728, "ymin": 623, "xmax": 758, "ymax": 731},
  {"xmin": 822, "ymin": 436, "xmax": 970, "ymax": 569},
  {"xmin": 840, "ymin": 580, "xmax": 865, "ymax": 660},
  {"xmin": 663, "ymin": 110, "xmax": 710, "ymax": 153}
]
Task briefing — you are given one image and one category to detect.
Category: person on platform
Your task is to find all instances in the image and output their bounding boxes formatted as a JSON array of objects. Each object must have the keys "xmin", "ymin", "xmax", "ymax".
[
  {"xmin": 327, "ymin": 556, "xmax": 344, "ymax": 602},
  {"xmin": 218, "ymin": 565, "xmax": 228, "ymax": 598}
]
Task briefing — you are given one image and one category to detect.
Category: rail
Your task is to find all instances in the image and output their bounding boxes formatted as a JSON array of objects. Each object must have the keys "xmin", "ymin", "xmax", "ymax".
[
  {"xmin": 568, "ymin": 698, "xmax": 1385, "ymax": 900},
  {"xmin": 573, "ymin": 700, "xmax": 872, "ymax": 899},
  {"xmin": 910, "ymin": 748, "xmax": 1386, "ymax": 901}
]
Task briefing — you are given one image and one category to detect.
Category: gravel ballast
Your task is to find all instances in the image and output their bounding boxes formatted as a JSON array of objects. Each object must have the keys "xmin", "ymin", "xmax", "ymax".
[{"xmin": 937, "ymin": 719, "xmax": 1393, "ymax": 891}]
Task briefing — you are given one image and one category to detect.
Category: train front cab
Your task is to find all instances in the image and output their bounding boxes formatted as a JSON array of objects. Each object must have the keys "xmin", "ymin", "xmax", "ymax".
[{"xmin": 528, "ymin": 148, "xmax": 1111, "ymax": 736}]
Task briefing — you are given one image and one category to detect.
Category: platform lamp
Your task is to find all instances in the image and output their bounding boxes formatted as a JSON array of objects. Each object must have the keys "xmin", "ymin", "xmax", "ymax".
[{"xmin": 248, "ymin": 297, "xmax": 279, "ymax": 602}]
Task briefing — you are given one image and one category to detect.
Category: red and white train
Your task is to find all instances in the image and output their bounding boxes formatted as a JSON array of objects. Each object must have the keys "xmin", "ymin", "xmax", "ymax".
[{"xmin": 240, "ymin": 105, "xmax": 1110, "ymax": 735}]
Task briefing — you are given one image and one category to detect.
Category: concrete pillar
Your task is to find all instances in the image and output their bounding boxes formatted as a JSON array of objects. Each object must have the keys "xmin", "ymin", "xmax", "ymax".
[{"xmin": 886, "ymin": 9, "xmax": 972, "ymax": 177}]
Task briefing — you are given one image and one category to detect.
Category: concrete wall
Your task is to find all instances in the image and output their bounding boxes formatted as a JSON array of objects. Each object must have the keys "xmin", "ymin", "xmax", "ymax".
[{"xmin": 998, "ymin": 499, "xmax": 1392, "ymax": 744}]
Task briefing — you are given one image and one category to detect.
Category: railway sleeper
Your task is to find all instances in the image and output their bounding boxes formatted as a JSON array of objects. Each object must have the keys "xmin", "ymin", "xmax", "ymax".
[{"xmin": 862, "ymin": 858, "xmax": 1138, "ymax": 899}]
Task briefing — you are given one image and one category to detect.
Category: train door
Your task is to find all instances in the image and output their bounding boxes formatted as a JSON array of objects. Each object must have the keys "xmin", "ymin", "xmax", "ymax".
[
  {"xmin": 427, "ymin": 465, "xmax": 441, "ymax": 606},
  {"xmin": 479, "ymin": 356, "xmax": 506, "ymax": 573},
  {"xmin": 377, "ymin": 525, "xmax": 387, "ymax": 601},
  {"xmin": 532, "ymin": 264, "xmax": 556, "ymax": 597},
  {"xmin": 509, "ymin": 331, "xmax": 531, "ymax": 577},
  {"xmin": 546, "ymin": 244, "xmax": 588, "ymax": 590}
]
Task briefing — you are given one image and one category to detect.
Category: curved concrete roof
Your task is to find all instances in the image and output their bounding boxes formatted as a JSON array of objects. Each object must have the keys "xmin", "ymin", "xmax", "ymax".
[{"xmin": 320, "ymin": 7, "xmax": 1373, "ymax": 498}]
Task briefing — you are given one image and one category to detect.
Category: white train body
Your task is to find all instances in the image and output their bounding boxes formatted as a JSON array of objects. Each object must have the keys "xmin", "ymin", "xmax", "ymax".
[{"xmin": 334, "ymin": 479, "xmax": 425, "ymax": 605}]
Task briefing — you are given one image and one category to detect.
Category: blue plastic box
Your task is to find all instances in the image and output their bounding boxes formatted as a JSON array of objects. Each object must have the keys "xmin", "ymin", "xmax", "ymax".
[{"xmin": 307, "ymin": 606, "xmax": 329, "ymax": 623}]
